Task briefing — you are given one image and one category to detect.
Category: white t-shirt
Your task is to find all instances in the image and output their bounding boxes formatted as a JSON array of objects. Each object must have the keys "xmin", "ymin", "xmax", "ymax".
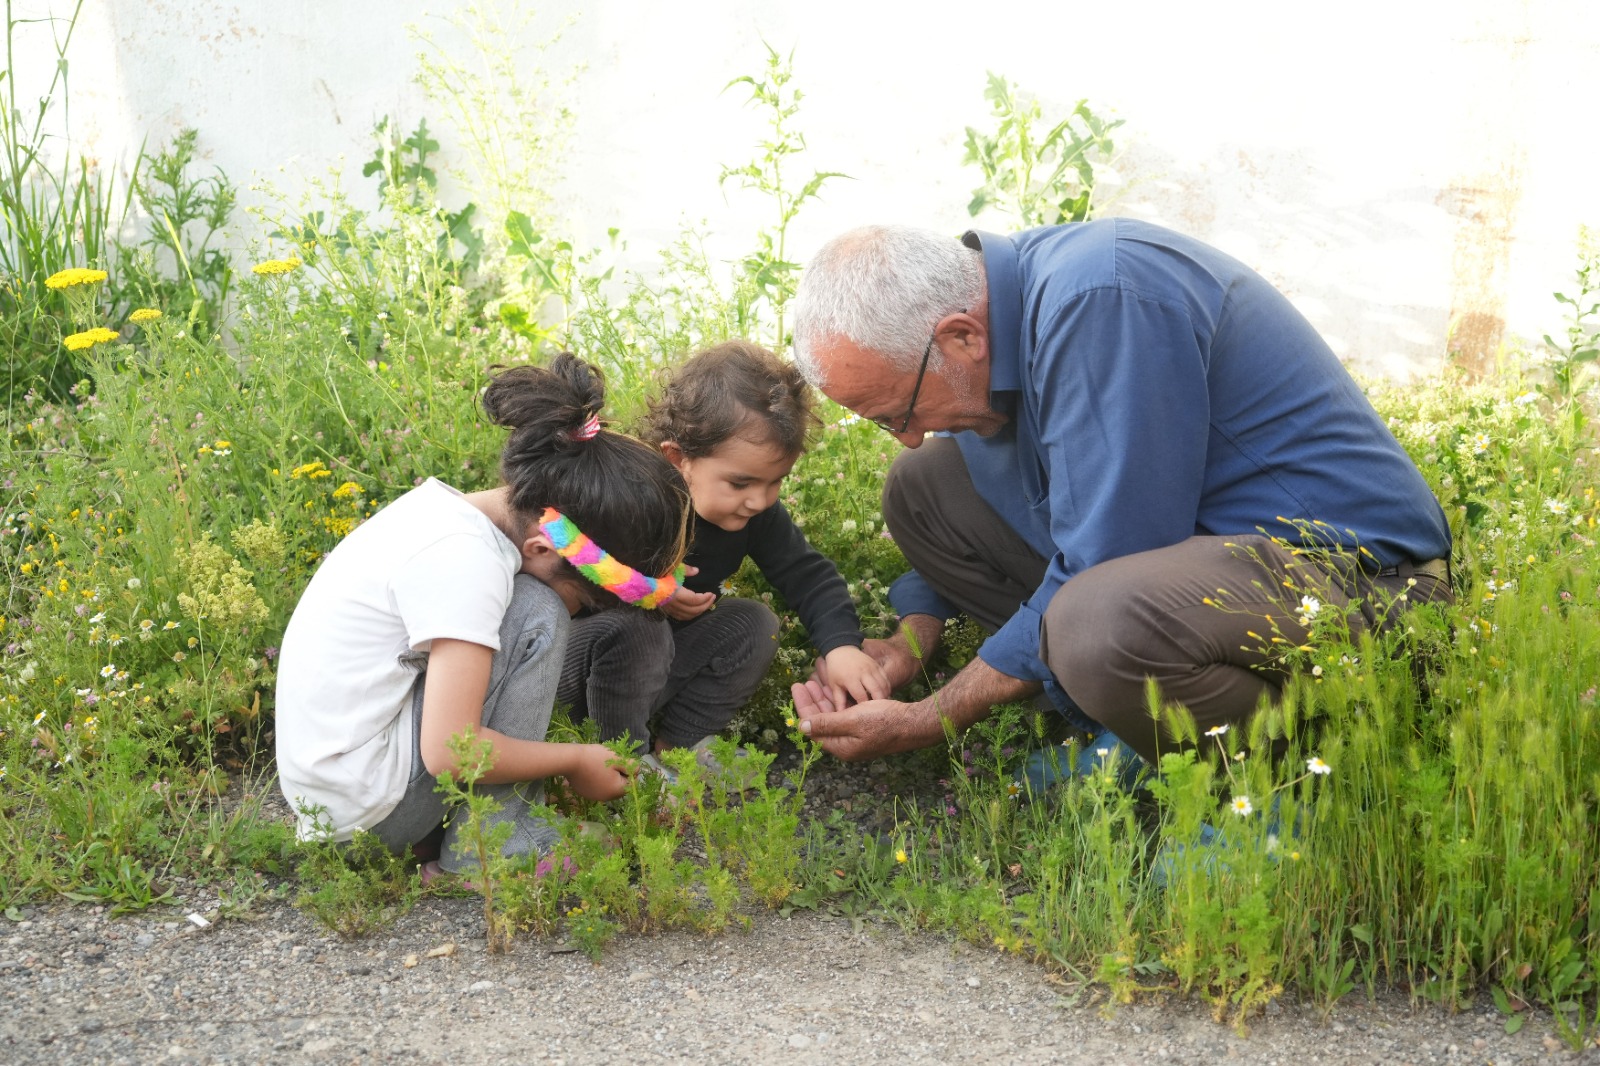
[{"xmin": 275, "ymin": 478, "xmax": 523, "ymax": 840}]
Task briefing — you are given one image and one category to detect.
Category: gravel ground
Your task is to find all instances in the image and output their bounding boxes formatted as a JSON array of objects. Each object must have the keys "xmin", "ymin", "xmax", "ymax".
[
  {"xmin": 4, "ymin": 759, "xmax": 1598, "ymax": 1065},
  {"xmin": 4, "ymin": 896, "xmax": 1597, "ymax": 1066}
]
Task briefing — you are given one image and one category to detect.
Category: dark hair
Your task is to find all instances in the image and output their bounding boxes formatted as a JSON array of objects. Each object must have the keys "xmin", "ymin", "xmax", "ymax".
[
  {"xmin": 639, "ymin": 340, "xmax": 818, "ymax": 459},
  {"xmin": 484, "ymin": 352, "xmax": 688, "ymax": 606}
]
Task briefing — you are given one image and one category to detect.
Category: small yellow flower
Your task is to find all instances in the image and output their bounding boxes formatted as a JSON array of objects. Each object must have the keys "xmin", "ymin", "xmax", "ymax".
[
  {"xmin": 251, "ymin": 256, "xmax": 303, "ymax": 277},
  {"xmin": 894, "ymin": 848, "xmax": 908, "ymax": 864},
  {"xmin": 45, "ymin": 267, "xmax": 108, "ymax": 290},
  {"xmin": 63, "ymin": 327, "xmax": 119, "ymax": 352},
  {"xmin": 128, "ymin": 308, "xmax": 163, "ymax": 323},
  {"xmin": 331, "ymin": 481, "xmax": 363, "ymax": 499},
  {"xmin": 162, "ymin": 620, "xmax": 179, "ymax": 631}
]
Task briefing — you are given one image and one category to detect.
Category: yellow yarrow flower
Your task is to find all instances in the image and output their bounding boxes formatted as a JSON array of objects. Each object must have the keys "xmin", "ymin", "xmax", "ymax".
[
  {"xmin": 63, "ymin": 327, "xmax": 119, "ymax": 352},
  {"xmin": 331, "ymin": 481, "xmax": 363, "ymax": 499},
  {"xmin": 129, "ymin": 308, "xmax": 163, "ymax": 323},
  {"xmin": 45, "ymin": 267, "xmax": 108, "ymax": 290},
  {"xmin": 251, "ymin": 256, "xmax": 303, "ymax": 277}
]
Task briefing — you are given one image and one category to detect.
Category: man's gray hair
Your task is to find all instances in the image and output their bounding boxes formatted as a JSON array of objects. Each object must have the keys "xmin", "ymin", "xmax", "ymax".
[{"xmin": 791, "ymin": 225, "xmax": 986, "ymax": 387}]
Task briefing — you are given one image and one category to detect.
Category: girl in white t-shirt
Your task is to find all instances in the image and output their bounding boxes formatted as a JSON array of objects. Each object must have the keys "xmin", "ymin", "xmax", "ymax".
[{"xmin": 275, "ymin": 353, "xmax": 688, "ymax": 876}]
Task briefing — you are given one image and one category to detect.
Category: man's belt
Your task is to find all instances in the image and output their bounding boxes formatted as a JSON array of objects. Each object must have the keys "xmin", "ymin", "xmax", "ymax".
[{"xmin": 1374, "ymin": 557, "xmax": 1449, "ymax": 581}]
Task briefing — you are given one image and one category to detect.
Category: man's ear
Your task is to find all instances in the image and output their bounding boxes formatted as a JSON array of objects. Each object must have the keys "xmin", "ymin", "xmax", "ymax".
[{"xmin": 940, "ymin": 310, "xmax": 990, "ymax": 367}]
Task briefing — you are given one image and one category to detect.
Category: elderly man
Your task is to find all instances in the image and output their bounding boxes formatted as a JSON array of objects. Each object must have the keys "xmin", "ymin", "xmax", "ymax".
[{"xmin": 788, "ymin": 220, "xmax": 1452, "ymax": 767}]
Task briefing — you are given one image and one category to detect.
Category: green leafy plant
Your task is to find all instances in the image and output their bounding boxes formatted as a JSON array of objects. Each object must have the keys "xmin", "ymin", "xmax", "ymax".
[
  {"xmin": 1543, "ymin": 225, "xmax": 1600, "ymax": 398},
  {"xmin": 120, "ymin": 128, "xmax": 237, "ymax": 337},
  {"xmin": 431, "ymin": 728, "xmax": 517, "ymax": 953},
  {"xmin": 0, "ymin": 0, "xmax": 143, "ymax": 402},
  {"xmin": 719, "ymin": 43, "xmax": 849, "ymax": 351},
  {"xmin": 293, "ymin": 813, "xmax": 422, "ymax": 939},
  {"xmin": 963, "ymin": 72, "xmax": 1122, "ymax": 228}
]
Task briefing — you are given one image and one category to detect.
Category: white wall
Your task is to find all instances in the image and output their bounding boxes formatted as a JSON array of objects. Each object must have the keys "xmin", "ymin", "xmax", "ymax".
[{"xmin": 15, "ymin": 0, "xmax": 1600, "ymax": 379}]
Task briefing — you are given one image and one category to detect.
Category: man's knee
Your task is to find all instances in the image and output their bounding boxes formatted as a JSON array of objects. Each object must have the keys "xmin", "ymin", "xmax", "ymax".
[
  {"xmin": 1040, "ymin": 569, "xmax": 1144, "ymax": 698},
  {"xmin": 882, "ymin": 436, "xmax": 959, "ymax": 539}
]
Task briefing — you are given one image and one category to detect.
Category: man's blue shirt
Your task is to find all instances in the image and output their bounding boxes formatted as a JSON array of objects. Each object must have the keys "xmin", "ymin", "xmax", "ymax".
[{"xmin": 888, "ymin": 219, "xmax": 1452, "ymax": 693}]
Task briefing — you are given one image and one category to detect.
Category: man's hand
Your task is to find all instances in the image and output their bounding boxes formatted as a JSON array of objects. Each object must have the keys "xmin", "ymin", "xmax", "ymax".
[
  {"xmin": 563, "ymin": 743, "xmax": 631, "ymax": 801},
  {"xmin": 793, "ymin": 648, "xmax": 1042, "ymax": 763},
  {"xmin": 791, "ymin": 678, "xmax": 939, "ymax": 762}
]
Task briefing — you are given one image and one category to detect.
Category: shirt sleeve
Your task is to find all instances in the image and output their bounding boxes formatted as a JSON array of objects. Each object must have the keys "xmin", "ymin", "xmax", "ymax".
[
  {"xmin": 886, "ymin": 569, "xmax": 958, "ymax": 623},
  {"xmin": 976, "ymin": 285, "xmax": 1211, "ymax": 685},
  {"xmin": 390, "ymin": 533, "xmax": 515, "ymax": 653},
  {"xmin": 748, "ymin": 504, "xmax": 864, "ymax": 656}
]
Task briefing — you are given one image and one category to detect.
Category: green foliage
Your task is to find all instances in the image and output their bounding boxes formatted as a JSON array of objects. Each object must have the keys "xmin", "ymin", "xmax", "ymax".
[
  {"xmin": 293, "ymin": 821, "xmax": 421, "ymax": 939},
  {"xmin": 719, "ymin": 43, "xmax": 849, "ymax": 350},
  {"xmin": 0, "ymin": 0, "xmax": 143, "ymax": 402},
  {"xmin": 120, "ymin": 128, "xmax": 237, "ymax": 339},
  {"xmin": 431, "ymin": 728, "xmax": 517, "ymax": 952},
  {"xmin": 963, "ymin": 72, "xmax": 1122, "ymax": 227},
  {"xmin": 1543, "ymin": 225, "xmax": 1600, "ymax": 398}
]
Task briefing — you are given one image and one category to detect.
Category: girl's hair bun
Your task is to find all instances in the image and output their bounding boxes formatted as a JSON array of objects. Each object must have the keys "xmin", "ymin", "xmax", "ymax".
[{"xmin": 483, "ymin": 352, "xmax": 607, "ymax": 457}]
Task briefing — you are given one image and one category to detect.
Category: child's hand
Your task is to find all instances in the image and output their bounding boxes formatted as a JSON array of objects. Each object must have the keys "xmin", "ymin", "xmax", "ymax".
[
  {"xmin": 661, "ymin": 585, "xmax": 716, "ymax": 622},
  {"xmin": 821, "ymin": 644, "xmax": 892, "ymax": 710},
  {"xmin": 564, "ymin": 744, "xmax": 630, "ymax": 802}
]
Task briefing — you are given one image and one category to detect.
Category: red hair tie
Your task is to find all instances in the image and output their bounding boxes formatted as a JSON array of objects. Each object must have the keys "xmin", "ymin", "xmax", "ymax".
[{"xmin": 573, "ymin": 414, "xmax": 601, "ymax": 441}]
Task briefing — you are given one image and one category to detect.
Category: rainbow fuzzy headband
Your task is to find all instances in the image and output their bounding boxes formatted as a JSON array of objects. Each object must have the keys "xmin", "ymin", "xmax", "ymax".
[{"xmin": 539, "ymin": 507, "xmax": 683, "ymax": 609}]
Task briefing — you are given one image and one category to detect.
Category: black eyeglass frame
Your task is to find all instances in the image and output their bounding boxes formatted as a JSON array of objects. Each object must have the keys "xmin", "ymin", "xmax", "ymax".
[{"xmin": 871, "ymin": 310, "xmax": 963, "ymax": 435}]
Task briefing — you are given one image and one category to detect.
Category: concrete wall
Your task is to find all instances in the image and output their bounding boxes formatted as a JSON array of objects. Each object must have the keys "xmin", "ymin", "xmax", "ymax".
[{"xmin": 14, "ymin": 0, "xmax": 1599, "ymax": 379}]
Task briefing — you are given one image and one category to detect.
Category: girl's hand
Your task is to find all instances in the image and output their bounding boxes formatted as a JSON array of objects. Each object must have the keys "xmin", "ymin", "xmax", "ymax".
[
  {"xmin": 564, "ymin": 744, "xmax": 630, "ymax": 801},
  {"xmin": 821, "ymin": 645, "xmax": 892, "ymax": 710},
  {"xmin": 661, "ymin": 585, "xmax": 716, "ymax": 622}
]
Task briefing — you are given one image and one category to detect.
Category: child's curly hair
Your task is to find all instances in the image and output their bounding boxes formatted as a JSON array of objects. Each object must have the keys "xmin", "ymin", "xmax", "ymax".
[{"xmin": 640, "ymin": 340, "xmax": 818, "ymax": 458}]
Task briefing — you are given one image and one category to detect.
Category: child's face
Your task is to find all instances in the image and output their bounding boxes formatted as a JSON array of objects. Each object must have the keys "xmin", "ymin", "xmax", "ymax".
[{"xmin": 666, "ymin": 435, "xmax": 797, "ymax": 532}]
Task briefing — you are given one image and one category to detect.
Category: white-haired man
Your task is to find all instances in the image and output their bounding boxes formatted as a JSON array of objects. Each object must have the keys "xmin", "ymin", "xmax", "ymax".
[{"xmin": 788, "ymin": 220, "xmax": 1452, "ymax": 770}]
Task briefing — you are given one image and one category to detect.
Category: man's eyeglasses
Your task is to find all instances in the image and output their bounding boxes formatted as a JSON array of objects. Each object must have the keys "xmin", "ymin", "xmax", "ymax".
[{"xmin": 871, "ymin": 317, "xmax": 951, "ymax": 435}]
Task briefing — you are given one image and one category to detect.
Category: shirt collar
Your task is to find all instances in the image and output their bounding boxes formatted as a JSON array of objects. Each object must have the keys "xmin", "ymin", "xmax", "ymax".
[{"xmin": 962, "ymin": 229, "xmax": 1022, "ymax": 392}]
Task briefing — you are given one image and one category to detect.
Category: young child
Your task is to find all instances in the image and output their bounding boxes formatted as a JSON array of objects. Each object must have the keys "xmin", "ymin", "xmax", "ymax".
[
  {"xmin": 275, "ymin": 352, "xmax": 689, "ymax": 874},
  {"xmin": 555, "ymin": 340, "xmax": 889, "ymax": 761}
]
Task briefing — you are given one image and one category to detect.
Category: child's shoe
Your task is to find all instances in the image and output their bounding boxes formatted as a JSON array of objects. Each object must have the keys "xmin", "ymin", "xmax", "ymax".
[{"xmin": 690, "ymin": 735, "xmax": 762, "ymax": 793}]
